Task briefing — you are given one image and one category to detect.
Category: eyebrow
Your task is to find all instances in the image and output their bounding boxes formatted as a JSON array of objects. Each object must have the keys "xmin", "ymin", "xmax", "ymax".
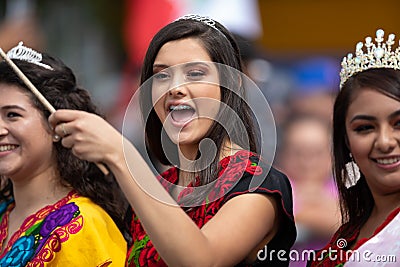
[
  {"xmin": 389, "ymin": 110, "xmax": 400, "ymax": 120},
  {"xmin": 350, "ymin": 110, "xmax": 400, "ymax": 123},
  {"xmin": 1, "ymin": 105, "xmax": 27, "ymax": 112},
  {"xmin": 153, "ymin": 64, "xmax": 168, "ymax": 70},
  {"xmin": 182, "ymin": 61, "xmax": 212, "ymax": 68},
  {"xmin": 350, "ymin": 114, "xmax": 374, "ymax": 123},
  {"xmin": 153, "ymin": 61, "xmax": 212, "ymax": 71}
]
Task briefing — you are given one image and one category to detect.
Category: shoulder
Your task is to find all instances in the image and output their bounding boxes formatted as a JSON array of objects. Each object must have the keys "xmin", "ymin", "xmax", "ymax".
[
  {"xmin": 219, "ymin": 150, "xmax": 292, "ymax": 200},
  {"xmin": 219, "ymin": 150, "xmax": 297, "ymax": 251},
  {"xmin": 70, "ymin": 195, "xmax": 112, "ymax": 221},
  {"xmin": 59, "ymin": 195, "xmax": 127, "ymax": 265},
  {"xmin": 68, "ymin": 195, "xmax": 124, "ymax": 237}
]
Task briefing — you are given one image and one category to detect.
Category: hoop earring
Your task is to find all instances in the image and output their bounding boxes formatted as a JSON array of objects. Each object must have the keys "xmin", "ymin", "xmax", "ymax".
[{"xmin": 344, "ymin": 153, "xmax": 360, "ymax": 189}]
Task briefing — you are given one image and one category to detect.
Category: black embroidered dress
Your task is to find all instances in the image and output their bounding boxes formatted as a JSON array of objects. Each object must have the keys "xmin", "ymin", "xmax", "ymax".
[{"xmin": 126, "ymin": 150, "xmax": 296, "ymax": 266}]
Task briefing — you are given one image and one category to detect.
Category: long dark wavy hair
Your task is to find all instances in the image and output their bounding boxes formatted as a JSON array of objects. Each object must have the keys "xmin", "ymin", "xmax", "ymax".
[
  {"xmin": 333, "ymin": 68, "xmax": 400, "ymax": 238},
  {"xmin": 0, "ymin": 53, "xmax": 129, "ymax": 240},
  {"xmin": 139, "ymin": 18, "xmax": 259, "ymax": 203}
]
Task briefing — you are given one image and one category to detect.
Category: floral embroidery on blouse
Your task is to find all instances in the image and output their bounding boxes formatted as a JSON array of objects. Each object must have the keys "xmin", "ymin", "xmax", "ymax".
[
  {"xmin": 0, "ymin": 191, "xmax": 83, "ymax": 266},
  {"xmin": 126, "ymin": 150, "xmax": 266, "ymax": 267}
]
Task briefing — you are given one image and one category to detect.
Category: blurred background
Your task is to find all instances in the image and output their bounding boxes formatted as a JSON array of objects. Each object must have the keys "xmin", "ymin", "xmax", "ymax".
[
  {"xmin": 1, "ymin": 0, "xmax": 398, "ymax": 128},
  {"xmin": 1, "ymin": 0, "xmax": 399, "ymax": 265}
]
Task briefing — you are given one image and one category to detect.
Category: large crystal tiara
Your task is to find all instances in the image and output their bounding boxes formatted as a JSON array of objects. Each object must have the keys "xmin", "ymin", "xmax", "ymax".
[
  {"xmin": 340, "ymin": 29, "xmax": 400, "ymax": 88},
  {"xmin": 6, "ymin": 42, "xmax": 53, "ymax": 70}
]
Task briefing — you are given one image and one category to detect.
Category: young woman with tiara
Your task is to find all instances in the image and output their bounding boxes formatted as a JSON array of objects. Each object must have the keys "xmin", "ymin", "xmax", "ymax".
[
  {"xmin": 0, "ymin": 42, "xmax": 128, "ymax": 266},
  {"xmin": 50, "ymin": 15, "xmax": 296, "ymax": 266},
  {"xmin": 309, "ymin": 29, "xmax": 400, "ymax": 266}
]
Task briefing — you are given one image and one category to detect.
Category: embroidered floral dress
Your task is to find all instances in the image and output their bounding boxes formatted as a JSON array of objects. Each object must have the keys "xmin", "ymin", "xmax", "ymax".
[
  {"xmin": 126, "ymin": 150, "xmax": 296, "ymax": 267},
  {"xmin": 0, "ymin": 191, "xmax": 127, "ymax": 267},
  {"xmin": 308, "ymin": 207, "xmax": 400, "ymax": 267}
]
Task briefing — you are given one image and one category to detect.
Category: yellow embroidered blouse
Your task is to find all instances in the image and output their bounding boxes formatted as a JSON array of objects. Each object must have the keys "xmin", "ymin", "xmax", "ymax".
[{"xmin": 0, "ymin": 191, "xmax": 127, "ymax": 266}]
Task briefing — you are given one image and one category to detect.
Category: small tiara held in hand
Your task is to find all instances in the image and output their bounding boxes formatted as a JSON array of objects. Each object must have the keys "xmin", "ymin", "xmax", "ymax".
[
  {"xmin": 6, "ymin": 41, "xmax": 53, "ymax": 70},
  {"xmin": 340, "ymin": 29, "xmax": 400, "ymax": 89}
]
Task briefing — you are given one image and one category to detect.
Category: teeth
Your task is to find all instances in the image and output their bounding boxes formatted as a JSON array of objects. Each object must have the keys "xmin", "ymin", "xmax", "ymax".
[
  {"xmin": 376, "ymin": 157, "xmax": 400, "ymax": 165},
  {"xmin": 169, "ymin": 105, "xmax": 193, "ymax": 111},
  {"xmin": 0, "ymin": 145, "xmax": 17, "ymax": 152}
]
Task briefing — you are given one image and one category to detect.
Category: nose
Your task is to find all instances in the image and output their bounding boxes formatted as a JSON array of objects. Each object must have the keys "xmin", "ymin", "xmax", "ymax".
[
  {"xmin": 168, "ymin": 86, "xmax": 187, "ymax": 97},
  {"xmin": 375, "ymin": 126, "xmax": 398, "ymax": 152},
  {"xmin": 0, "ymin": 122, "xmax": 8, "ymax": 137},
  {"xmin": 168, "ymin": 77, "xmax": 188, "ymax": 97}
]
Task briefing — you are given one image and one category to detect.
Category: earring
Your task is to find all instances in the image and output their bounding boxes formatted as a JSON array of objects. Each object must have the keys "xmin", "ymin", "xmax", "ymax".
[
  {"xmin": 344, "ymin": 153, "xmax": 360, "ymax": 189},
  {"xmin": 53, "ymin": 134, "xmax": 61, "ymax": 142}
]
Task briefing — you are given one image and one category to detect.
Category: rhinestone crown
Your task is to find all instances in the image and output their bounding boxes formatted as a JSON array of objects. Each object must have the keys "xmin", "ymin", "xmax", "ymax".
[
  {"xmin": 175, "ymin": 14, "xmax": 222, "ymax": 34},
  {"xmin": 6, "ymin": 41, "xmax": 53, "ymax": 70},
  {"xmin": 340, "ymin": 29, "xmax": 400, "ymax": 88}
]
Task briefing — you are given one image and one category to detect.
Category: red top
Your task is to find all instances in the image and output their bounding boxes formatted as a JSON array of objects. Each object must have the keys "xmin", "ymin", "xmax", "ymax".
[{"xmin": 126, "ymin": 150, "xmax": 296, "ymax": 267}]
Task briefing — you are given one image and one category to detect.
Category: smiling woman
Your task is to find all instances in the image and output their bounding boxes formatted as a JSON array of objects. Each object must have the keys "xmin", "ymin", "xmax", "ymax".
[
  {"xmin": 49, "ymin": 14, "xmax": 296, "ymax": 267},
  {"xmin": 0, "ymin": 43, "xmax": 128, "ymax": 266},
  {"xmin": 309, "ymin": 29, "xmax": 400, "ymax": 266},
  {"xmin": 0, "ymin": 85, "xmax": 54, "ymax": 177}
]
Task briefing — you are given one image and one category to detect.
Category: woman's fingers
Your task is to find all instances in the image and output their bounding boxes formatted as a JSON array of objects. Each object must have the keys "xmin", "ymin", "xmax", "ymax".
[
  {"xmin": 49, "ymin": 110, "xmax": 122, "ymax": 164},
  {"xmin": 53, "ymin": 122, "xmax": 70, "ymax": 138},
  {"xmin": 49, "ymin": 109, "xmax": 79, "ymax": 127}
]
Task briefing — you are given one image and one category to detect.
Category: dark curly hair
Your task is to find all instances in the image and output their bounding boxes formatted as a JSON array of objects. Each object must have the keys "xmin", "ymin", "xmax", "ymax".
[{"xmin": 0, "ymin": 52, "xmax": 130, "ymax": 241}]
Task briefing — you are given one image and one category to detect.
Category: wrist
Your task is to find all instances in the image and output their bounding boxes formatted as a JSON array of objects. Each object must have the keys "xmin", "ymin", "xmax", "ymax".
[{"xmin": 103, "ymin": 136, "xmax": 126, "ymax": 172}]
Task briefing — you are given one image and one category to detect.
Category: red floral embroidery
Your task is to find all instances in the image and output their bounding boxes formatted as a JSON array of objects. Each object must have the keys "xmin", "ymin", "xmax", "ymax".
[
  {"xmin": 138, "ymin": 240, "xmax": 163, "ymax": 267},
  {"xmin": 132, "ymin": 217, "xmax": 146, "ymax": 239},
  {"xmin": 127, "ymin": 150, "xmax": 267, "ymax": 267}
]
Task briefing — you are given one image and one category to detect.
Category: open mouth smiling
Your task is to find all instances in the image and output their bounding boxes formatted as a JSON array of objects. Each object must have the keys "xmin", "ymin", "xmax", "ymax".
[{"xmin": 168, "ymin": 104, "xmax": 196, "ymax": 123}]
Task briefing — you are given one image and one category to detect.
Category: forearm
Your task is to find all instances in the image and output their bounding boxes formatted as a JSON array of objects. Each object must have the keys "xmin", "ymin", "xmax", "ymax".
[{"xmin": 105, "ymin": 139, "xmax": 216, "ymax": 266}]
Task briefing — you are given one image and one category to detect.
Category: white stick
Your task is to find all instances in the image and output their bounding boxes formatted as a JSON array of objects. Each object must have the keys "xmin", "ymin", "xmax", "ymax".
[
  {"xmin": 0, "ymin": 48, "xmax": 109, "ymax": 175},
  {"xmin": 0, "ymin": 48, "xmax": 56, "ymax": 113}
]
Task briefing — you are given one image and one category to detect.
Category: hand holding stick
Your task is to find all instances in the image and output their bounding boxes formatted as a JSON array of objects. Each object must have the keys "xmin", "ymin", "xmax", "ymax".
[{"xmin": 0, "ymin": 48, "xmax": 109, "ymax": 175}]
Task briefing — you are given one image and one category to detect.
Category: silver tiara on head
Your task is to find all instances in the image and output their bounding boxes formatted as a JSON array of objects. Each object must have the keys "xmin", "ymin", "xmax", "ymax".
[
  {"xmin": 6, "ymin": 41, "xmax": 53, "ymax": 70},
  {"xmin": 174, "ymin": 14, "xmax": 226, "ymax": 37},
  {"xmin": 340, "ymin": 29, "xmax": 400, "ymax": 89},
  {"xmin": 175, "ymin": 14, "xmax": 219, "ymax": 31}
]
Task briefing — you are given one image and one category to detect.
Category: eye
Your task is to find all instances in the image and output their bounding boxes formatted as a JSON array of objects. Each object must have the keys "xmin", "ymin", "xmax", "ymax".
[
  {"xmin": 353, "ymin": 124, "xmax": 373, "ymax": 133},
  {"xmin": 186, "ymin": 70, "xmax": 206, "ymax": 81},
  {"xmin": 153, "ymin": 71, "xmax": 170, "ymax": 81},
  {"xmin": 7, "ymin": 112, "xmax": 21, "ymax": 119}
]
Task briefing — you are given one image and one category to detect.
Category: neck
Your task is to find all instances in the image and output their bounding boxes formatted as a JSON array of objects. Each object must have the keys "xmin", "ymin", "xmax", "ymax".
[
  {"xmin": 371, "ymin": 192, "xmax": 400, "ymax": 219},
  {"xmin": 177, "ymin": 138, "xmax": 242, "ymax": 186},
  {"xmin": 219, "ymin": 139, "xmax": 242, "ymax": 160},
  {"xmin": 10, "ymin": 168, "xmax": 71, "ymax": 218},
  {"xmin": 178, "ymin": 143, "xmax": 198, "ymax": 162}
]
